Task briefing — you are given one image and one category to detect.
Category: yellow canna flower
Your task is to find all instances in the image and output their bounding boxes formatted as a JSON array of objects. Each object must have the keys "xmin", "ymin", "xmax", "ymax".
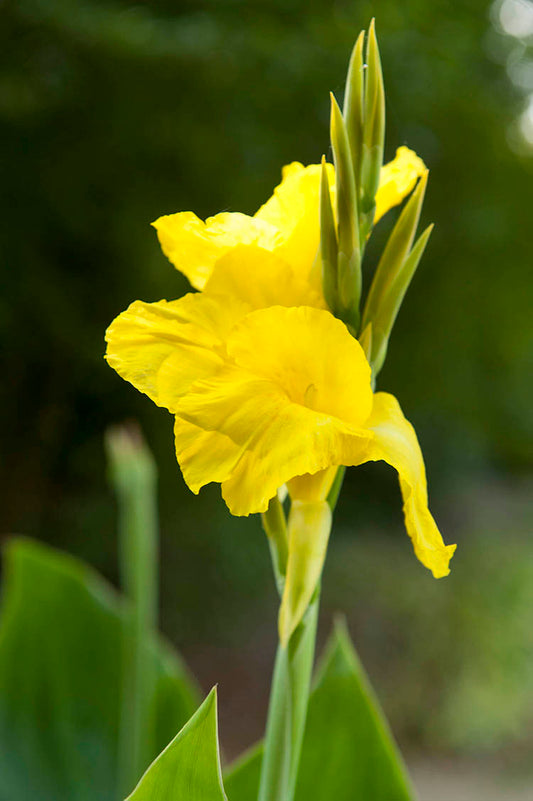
[
  {"xmin": 106, "ymin": 291, "xmax": 456, "ymax": 581},
  {"xmin": 152, "ymin": 147, "xmax": 425, "ymax": 293}
]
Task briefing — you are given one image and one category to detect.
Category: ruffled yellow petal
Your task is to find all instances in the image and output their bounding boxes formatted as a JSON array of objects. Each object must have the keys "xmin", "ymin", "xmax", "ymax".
[
  {"xmin": 105, "ymin": 293, "xmax": 248, "ymax": 412},
  {"xmin": 219, "ymin": 403, "xmax": 371, "ymax": 516},
  {"xmin": 374, "ymin": 146, "xmax": 427, "ymax": 224},
  {"xmin": 175, "ymin": 307, "xmax": 374, "ymax": 515},
  {"xmin": 287, "ymin": 467, "xmax": 338, "ymax": 503},
  {"xmin": 173, "ymin": 417, "xmax": 244, "ymax": 492},
  {"xmin": 153, "ymin": 211, "xmax": 282, "ymax": 290},
  {"xmin": 363, "ymin": 392, "xmax": 456, "ymax": 577},
  {"xmin": 204, "ymin": 244, "xmax": 325, "ymax": 311},
  {"xmin": 255, "ymin": 162, "xmax": 335, "ymax": 284}
]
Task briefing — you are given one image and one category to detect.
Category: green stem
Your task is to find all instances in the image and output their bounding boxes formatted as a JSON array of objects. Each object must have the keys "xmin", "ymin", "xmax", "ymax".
[
  {"xmin": 257, "ymin": 594, "xmax": 319, "ymax": 801},
  {"xmin": 258, "ymin": 468, "xmax": 346, "ymax": 801},
  {"xmin": 106, "ymin": 425, "xmax": 159, "ymax": 799}
]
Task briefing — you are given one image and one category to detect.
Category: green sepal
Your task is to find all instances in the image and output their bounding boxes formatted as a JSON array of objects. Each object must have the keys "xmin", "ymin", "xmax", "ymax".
[
  {"xmin": 360, "ymin": 20, "xmax": 385, "ymax": 218},
  {"xmin": 371, "ymin": 223, "xmax": 434, "ymax": 375},
  {"xmin": 319, "ymin": 155, "xmax": 339, "ymax": 314},
  {"xmin": 278, "ymin": 501, "xmax": 332, "ymax": 647},
  {"xmin": 225, "ymin": 620, "xmax": 415, "ymax": 801},
  {"xmin": 0, "ymin": 537, "xmax": 199, "ymax": 801},
  {"xmin": 343, "ymin": 30, "xmax": 365, "ymax": 193},
  {"xmin": 358, "ymin": 321, "xmax": 373, "ymax": 362},
  {"xmin": 361, "ymin": 171, "xmax": 428, "ymax": 374},
  {"xmin": 330, "ymin": 93, "xmax": 361, "ymax": 332},
  {"xmin": 126, "ymin": 688, "xmax": 227, "ymax": 801}
]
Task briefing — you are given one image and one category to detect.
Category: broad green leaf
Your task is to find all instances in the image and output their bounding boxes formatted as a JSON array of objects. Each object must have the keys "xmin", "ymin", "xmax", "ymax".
[
  {"xmin": 127, "ymin": 688, "xmax": 227, "ymax": 801},
  {"xmin": 294, "ymin": 619, "xmax": 415, "ymax": 801},
  {"xmin": 225, "ymin": 620, "xmax": 415, "ymax": 801},
  {"xmin": 0, "ymin": 538, "xmax": 199, "ymax": 801}
]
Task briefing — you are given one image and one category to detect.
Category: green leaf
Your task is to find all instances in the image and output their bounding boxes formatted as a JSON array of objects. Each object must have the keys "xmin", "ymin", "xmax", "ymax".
[
  {"xmin": 225, "ymin": 620, "xmax": 415, "ymax": 801},
  {"xmin": 0, "ymin": 537, "xmax": 199, "ymax": 801},
  {"xmin": 127, "ymin": 688, "xmax": 227, "ymax": 801},
  {"xmin": 295, "ymin": 619, "xmax": 415, "ymax": 801}
]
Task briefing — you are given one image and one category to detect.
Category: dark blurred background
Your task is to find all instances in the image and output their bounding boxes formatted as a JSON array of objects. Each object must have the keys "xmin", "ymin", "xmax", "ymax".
[{"xmin": 1, "ymin": 0, "xmax": 532, "ymax": 794}]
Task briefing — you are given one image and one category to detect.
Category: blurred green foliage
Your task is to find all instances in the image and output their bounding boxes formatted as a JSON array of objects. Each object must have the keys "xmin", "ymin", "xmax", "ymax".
[{"xmin": 1, "ymin": 0, "xmax": 532, "ymax": 760}]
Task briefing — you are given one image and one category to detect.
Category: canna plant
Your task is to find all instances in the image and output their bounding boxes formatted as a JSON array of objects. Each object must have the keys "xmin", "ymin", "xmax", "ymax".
[{"xmin": 103, "ymin": 21, "xmax": 456, "ymax": 801}]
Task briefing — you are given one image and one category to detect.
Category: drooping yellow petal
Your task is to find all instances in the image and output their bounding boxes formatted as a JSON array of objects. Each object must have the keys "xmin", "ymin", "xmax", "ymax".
[
  {"xmin": 105, "ymin": 292, "xmax": 248, "ymax": 412},
  {"xmin": 203, "ymin": 244, "xmax": 325, "ymax": 311},
  {"xmin": 255, "ymin": 162, "xmax": 335, "ymax": 284},
  {"xmin": 363, "ymin": 392, "xmax": 456, "ymax": 577},
  {"xmin": 175, "ymin": 307, "xmax": 374, "ymax": 515},
  {"xmin": 374, "ymin": 146, "xmax": 427, "ymax": 224},
  {"xmin": 153, "ymin": 211, "xmax": 282, "ymax": 290},
  {"xmin": 278, "ymin": 500, "xmax": 332, "ymax": 646}
]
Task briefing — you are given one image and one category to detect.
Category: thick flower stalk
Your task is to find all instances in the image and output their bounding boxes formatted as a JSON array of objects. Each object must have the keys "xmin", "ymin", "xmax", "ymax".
[{"xmin": 105, "ymin": 21, "xmax": 455, "ymax": 801}]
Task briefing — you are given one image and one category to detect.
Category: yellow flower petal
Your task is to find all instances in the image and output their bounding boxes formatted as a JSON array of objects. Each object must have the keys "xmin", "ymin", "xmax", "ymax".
[
  {"xmin": 153, "ymin": 211, "xmax": 282, "ymax": 290},
  {"xmin": 374, "ymin": 146, "xmax": 427, "ymax": 224},
  {"xmin": 226, "ymin": 306, "xmax": 372, "ymax": 426},
  {"xmin": 173, "ymin": 417, "xmax": 244, "ymax": 492},
  {"xmin": 105, "ymin": 293, "xmax": 248, "ymax": 412},
  {"xmin": 363, "ymin": 392, "xmax": 456, "ymax": 577},
  {"xmin": 255, "ymin": 162, "xmax": 335, "ymax": 284},
  {"xmin": 287, "ymin": 467, "xmax": 338, "ymax": 503},
  {"xmin": 175, "ymin": 307, "xmax": 374, "ymax": 515},
  {"xmin": 219, "ymin": 404, "xmax": 371, "ymax": 516},
  {"xmin": 204, "ymin": 244, "xmax": 325, "ymax": 311}
]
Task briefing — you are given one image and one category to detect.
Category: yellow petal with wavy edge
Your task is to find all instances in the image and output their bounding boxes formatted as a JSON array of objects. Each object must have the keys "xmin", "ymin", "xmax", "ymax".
[
  {"xmin": 105, "ymin": 292, "xmax": 248, "ymax": 412},
  {"xmin": 364, "ymin": 392, "xmax": 456, "ymax": 577},
  {"xmin": 204, "ymin": 244, "xmax": 325, "ymax": 311},
  {"xmin": 175, "ymin": 307, "xmax": 374, "ymax": 515},
  {"xmin": 287, "ymin": 467, "xmax": 338, "ymax": 503},
  {"xmin": 255, "ymin": 162, "xmax": 336, "ymax": 284},
  {"xmin": 173, "ymin": 417, "xmax": 244, "ymax": 492},
  {"xmin": 279, "ymin": 500, "xmax": 332, "ymax": 646},
  {"xmin": 153, "ymin": 211, "xmax": 282, "ymax": 290},
  {"xmin": 374, "ymin": 146, "xmax": 427, "ymax": 224}
]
